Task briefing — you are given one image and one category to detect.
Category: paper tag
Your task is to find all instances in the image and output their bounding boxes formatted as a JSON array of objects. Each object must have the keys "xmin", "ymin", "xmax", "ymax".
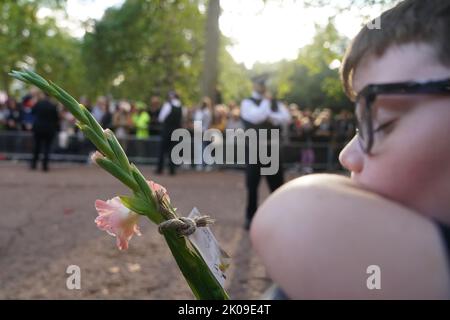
[{"xmin": 188, "ymin": 207, "xmax": 230, "ymax": 288}]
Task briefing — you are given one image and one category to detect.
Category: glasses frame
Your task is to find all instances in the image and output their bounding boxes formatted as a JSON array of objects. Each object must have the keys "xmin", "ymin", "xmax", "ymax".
[{"xmin": 355, "ymin": 78, "xmax": 450, "ymax": 154}]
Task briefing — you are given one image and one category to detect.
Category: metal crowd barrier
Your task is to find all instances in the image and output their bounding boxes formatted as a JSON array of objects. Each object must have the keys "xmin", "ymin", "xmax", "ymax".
[{"xmin": 0, "ymin": 131, "xmax": 348, "ymax": 171}]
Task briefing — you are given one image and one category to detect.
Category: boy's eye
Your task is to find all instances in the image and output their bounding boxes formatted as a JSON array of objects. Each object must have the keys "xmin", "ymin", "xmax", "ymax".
[{"xmin": 374, "ymin": 119, "xmax": 397, "ymax": 134}]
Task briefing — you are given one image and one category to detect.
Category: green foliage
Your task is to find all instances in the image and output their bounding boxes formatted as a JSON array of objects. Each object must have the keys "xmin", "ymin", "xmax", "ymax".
[
  {"xmin": 286, "ymin": 21, "xmax": 352, "ymax": 108},
  {"xmin": 2, "ymin": 0, "xmax": 392, "ymax": 109},
  {"xmin": 0, "ymin": 1, "xmax": 40, "ymax": 94},
  {"xmin": 252, "ymin": 20, "xmax": 353, "ymax": 110},
  {"xmin": 0, "ymin": 0, "xmax": 249, "ymax": 106},
  {"xmin": 82, "ymin": 0, "xmax": 206, "ymax": 105},
  {"xmin": 34, "ymin": 24, "xmax": 89, "ymax": 99},
  {"xmin": 0, "ymin": 0, "xmax": 87, "ymax": 97},
  {"xmin": 218, "ymin": 37, "xmax": 252, "ymax": 104}
]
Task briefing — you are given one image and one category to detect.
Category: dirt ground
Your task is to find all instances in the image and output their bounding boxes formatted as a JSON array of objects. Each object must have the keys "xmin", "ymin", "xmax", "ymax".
[{"xmin": 0, "ymin": 162, "xmax": 297, "ymax": 299}]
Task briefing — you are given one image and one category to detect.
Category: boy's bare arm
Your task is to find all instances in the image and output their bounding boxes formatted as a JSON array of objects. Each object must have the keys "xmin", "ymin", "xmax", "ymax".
[{"xmin": 251, "ymin": 174, "xmax": 450, "ymax": 299}]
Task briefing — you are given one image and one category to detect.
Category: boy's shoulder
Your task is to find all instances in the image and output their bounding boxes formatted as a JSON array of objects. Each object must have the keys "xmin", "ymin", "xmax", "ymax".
[{"xmin": 251, "ymin": 174, "xmax": 450, "ymax": 298}]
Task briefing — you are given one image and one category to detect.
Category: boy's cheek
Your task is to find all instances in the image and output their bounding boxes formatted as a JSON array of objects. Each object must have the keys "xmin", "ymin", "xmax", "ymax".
[
  {"xmin": 357, "ymin": 161, "xmax": 409, "ymax": 201},
  {"xmin": 356, "ymin": 130, "xmax": 423, "ymax": 195},
  {"xmin": 357, "ymin": 136, "xmax": 445, "ymax": 209}
]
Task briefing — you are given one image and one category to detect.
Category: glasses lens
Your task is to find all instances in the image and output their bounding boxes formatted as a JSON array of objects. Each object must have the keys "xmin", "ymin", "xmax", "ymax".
[{"xmin": 355, "ymin": 97, "xmax": 370, "ymax": 152}]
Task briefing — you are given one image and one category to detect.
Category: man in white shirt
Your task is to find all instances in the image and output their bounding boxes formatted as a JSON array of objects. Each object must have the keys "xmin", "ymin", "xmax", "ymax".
[{"xmin": 240, "ymin": 75, "xmax": 291, "ymax": 230}]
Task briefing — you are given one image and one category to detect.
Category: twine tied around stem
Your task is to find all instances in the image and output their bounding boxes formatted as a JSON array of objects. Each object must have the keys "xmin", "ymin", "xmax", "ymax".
[
  {"xmin": 154, "ymin": 188, "xmax": 215, "ymax": 236},
  {"xmin": 158, "ymin": 216, "xmax": 215, "ymax": 236}
]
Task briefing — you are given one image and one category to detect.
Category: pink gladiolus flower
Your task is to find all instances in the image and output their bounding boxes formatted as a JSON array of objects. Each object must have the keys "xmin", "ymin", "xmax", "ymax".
[
  {"xmin": 147, "ymin": 180, "xmax": 170, "ymax": 203},
  {"xmin": 94, "ymin": 197, "xmax": 141, "ymax": 250}
]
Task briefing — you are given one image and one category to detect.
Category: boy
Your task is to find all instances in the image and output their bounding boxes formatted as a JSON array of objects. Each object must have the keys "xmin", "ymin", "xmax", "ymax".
[{"xmin": 251, "ymin": 0, "xmax": 450, "ymax": 299}]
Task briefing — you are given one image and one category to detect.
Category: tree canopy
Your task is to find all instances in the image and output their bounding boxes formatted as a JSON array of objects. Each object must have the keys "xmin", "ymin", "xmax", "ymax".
[
  {"xmin": 251, "ymin": 21, "xmax": 352, "ymax": 109},
  {"xmin": 1, "ymin": 0, "xmax": 399, "ymax": 109}
]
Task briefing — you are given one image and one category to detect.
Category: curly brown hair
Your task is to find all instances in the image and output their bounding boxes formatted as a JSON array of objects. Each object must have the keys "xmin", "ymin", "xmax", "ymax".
[{"xmin": 340, "ymin": 0, "xmax": 450, "ymax": 100}]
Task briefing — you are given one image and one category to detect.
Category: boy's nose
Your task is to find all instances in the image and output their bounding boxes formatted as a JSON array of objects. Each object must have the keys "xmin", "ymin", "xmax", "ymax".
[{"xmin": 339, "ymin": 136, "xmax": 364, "ymax": 174}]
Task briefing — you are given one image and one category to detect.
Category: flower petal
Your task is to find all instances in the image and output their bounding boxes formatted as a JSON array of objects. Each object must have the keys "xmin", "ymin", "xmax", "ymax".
[
  {"xmin": 116, "ymin": 233, "xmax": 129, "ymax": 251},
  {"xmin": 95, "ymin": 199, "xmax": 115, "ymax": 215},
  {"xmin": 94, "ymin": 197, "xmax": 141, "ymax": 250}
]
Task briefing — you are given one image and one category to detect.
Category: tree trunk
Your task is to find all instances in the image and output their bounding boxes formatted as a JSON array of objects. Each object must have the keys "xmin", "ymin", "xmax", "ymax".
[{"xmin": 201, "ymin": 0, "xmax": 221, "ymax": 105}]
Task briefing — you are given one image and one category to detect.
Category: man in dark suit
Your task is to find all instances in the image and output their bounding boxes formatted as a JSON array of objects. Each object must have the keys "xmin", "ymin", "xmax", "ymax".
[
  {"xmin": 240, "ymin": 75, "xmax": 291, "ymax": 230},
  {"xmin": 156, "ymin": 91, "xmax": 183, "ymax": 175},
  {"xmin": 31, "ymin": 92, "xmax": 59, "ymax": 172}
]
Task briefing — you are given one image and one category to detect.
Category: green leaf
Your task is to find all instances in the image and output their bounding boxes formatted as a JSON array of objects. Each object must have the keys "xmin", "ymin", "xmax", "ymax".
[
  {"xmin": 104, "ymin": 129, "xmax": 130, "ymax": 172},
  {"xmin": 48, "ymin": 80, "xmax": 89, "ymax": 123},
  {"xmin": 79, "ymin": 125, "xmax": 115, "ymax": 160},
  {"xmin": 95, "ymin": 158, "xmax": 140, "ymax": 192},
  {"xmin": 48, "ymin": 80, "xmax": 80, "ymax": 108},
  {"xmin": 130, "ymin": 164, "xmax": 154, "ymax": 202},
  {"xmin": 119, "ymin": 195, "xmax": 160, "ymax": 224},
  {"xmin": 10, "ymin": 70, "xmax": 89, "ymax": 124},
  {"xmin": 21, "ymin": 71, "xmax": 49, "ymax": 89},
  {"xmin": 27, "ymin": 69, "xmax": 50, "ymax": 86},
  {"xmin": 9, "ymin": 71, "xmax": 30, "ymax": 84},
  {"xmin": 81, "ymin": 104, "xmax": 107, "ymax": 138},
  {"xmin": 10, "ymin": 70, "xmax": 57, "ymax": 97}
]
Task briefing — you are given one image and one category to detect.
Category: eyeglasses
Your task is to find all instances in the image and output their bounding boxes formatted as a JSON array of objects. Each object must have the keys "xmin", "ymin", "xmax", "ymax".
[{"xmin": 355, "ymin": 78, "xmax": 450, "ymax": 154}]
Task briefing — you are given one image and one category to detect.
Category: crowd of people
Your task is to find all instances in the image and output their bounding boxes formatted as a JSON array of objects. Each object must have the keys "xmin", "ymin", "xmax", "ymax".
[{"xmin": 0, "ymin": 89, "xmax": 355, "ymax": 172}]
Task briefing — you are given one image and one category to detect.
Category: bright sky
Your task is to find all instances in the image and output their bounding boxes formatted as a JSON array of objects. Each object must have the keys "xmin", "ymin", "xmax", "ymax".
[{"xmin": 38, "ymin": 0, "xmax": 384, "ymax": 69}]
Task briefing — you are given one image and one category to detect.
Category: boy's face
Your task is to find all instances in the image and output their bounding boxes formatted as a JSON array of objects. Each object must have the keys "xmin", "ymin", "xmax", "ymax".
[{"xmin": 339, "ymin": 43, "xmax": 450, "ymax": 221}]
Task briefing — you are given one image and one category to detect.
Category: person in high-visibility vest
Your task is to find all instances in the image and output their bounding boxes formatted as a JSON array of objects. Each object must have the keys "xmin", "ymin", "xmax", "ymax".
[{"xmin": 132, "ymin": 101, "xmax": 150, "ymax": 139}]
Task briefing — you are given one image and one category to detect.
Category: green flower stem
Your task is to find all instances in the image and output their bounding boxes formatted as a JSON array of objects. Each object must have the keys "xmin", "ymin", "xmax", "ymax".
[
  {"xmin": 104, "ymin": 129, "xmax": 131, "ymax": 172},
  {"xmin": 163, "ymin": 205, "xmax": 230, "ymax": 300},
  {"xmin": 9, "ymin": 70, "xmax": 230, "ymax": 300}
]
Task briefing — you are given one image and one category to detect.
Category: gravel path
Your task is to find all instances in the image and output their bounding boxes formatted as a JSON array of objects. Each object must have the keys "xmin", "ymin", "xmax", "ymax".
[{"xmin": 0, "ymin": 162, "xmax": 289, "ymax": 299}]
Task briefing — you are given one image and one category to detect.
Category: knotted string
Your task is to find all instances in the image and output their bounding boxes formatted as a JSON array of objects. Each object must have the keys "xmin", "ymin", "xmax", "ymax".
[{"xmin": 158, "ymin": 215, "xmax": 215, "ymax": 236}]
